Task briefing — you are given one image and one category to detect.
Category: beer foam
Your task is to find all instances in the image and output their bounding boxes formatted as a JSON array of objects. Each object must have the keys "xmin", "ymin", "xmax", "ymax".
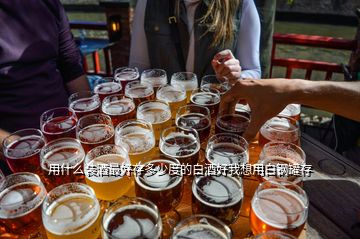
[
  {"xmin": 191, "ymin": 92, "xmax": 220, "ymax": 106},
  {"xmin": 157, "ymin": 89, "xmax": 186, "ymax": 102},
  {"xmin": 116, "ymin": 127, "xmax": 155, "ymax": 154},
  {"xmin": 6, "ymin": 136, "xmax": 44, "ymax": 159},
  {"xmin": 174, "ymin": 224, "xmax": 228, "ymax": 239},
  {"xmin": 79, "ymin": 124, "xmax": 114, "ymax": 144},
  {"xmin": 260, "ymin": 117, "xmax": 298, "ymax": 142},
  {"xmin": 43, "ymin": 193, "xmax": 100, "ymax": 235},
  {"xmin": 252, "ymin": 188, "xmax": 307, "ymax": 229},
  {"xmin": 42, "ymin": 145, "xmax": 84, "ymax": 170},
  {"xmin": 137, "ymin": 108, "xmax": 171, "ymax": 124},
  {"xmin": 160, "ymin": 132, "xmax": 200, "ymax": 158},
  {"xmin": 261, "ymin": 145, "xmax": 304, "ymax": 165},
  {"xmin": 193, "ymin": 176, "xmax": 243, "ymax": 207},
  {"xmin": 126, "ymin": 86, "xmax": 154, "ymax": 98},
  {"xmin": 207, "ymin": 143, "xmax": 248, "ymax": 165},
  {"xmin": 103, "ymin": 100, "xmax": 134, "ymax": 116},
  {"xmin": 103, "ymin": 205, "xmax": 161, "ymax": 239},
  {"xmin": 71, "ymin": 98, "xmax": 100, "ymax": 112},
  {"xmin": 172, "ymin": 79, "xmax": 198, "ymax": 90},
  {"xmin": 142, "ymin": 76, "xmax": 167, "ymax": 87},
  {"xmin": 95, "ymin": 82, "xmax": 121, "ymax": 93}
]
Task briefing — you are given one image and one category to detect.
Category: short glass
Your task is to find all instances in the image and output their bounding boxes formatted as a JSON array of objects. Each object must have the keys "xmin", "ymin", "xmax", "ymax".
[
  {"xmin": 156, "ymin": 84, "xmax": 187, "ymax": 121},
  {"xmin": 170, "ymin": 72, "xmax": 198, "ymax": 103},
  {"xmin": 141, "ymin": 69, "xmax": 167, "ymax": 92},
  {"xmin": 114, "ymin": 67, "xmax": 140, "ymax": 91},
  {"xmin": 93, "ymin": 77, "xmax": 122, "ymax": 102},
  {"xmin": 124, "ymin": 81, "xmax": 155, "ymax": 106},
  {"xmin": 101, "ymin": 94, "xmax": 136, "ymax": 127},
  {"xmin": 40, "ymin": 107, "xmax": 77, "ymax": 142},
  {"xmin": 215, "ymin": 114, "xmax": 250, "ymax": 137},
  {"xmin": 200, "ymin": 75, "xmax": 230, "ymax": 95},
  {"xmin": 69, "ymin": 91, "xmax": 101, "ymax": 119},
  {"xmin": 190, "ymin": 88, "xmax": 221, "ymax": 119},
  {"xmin": 101, "ymin": 197, "xmax": 162, "ymax": 239}
]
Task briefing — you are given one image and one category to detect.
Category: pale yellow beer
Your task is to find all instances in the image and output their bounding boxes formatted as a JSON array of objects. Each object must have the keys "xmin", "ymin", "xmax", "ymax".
[
  {"xmin": 170, "ymin": 72, "xmax": 198, "ymax": 103},
  {"xmin": 156, "ymin": 84, "xmax": 187, "ymax": 120}
]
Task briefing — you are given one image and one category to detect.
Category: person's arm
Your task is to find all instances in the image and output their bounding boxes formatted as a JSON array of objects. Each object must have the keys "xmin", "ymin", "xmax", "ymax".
[
  {"xmin": 219, "ymin": 78, "xmax": 360, "ymax": 140},
  {"xmin": 129, "ymin": 0, "xmax": 150, "ymax": 72}
]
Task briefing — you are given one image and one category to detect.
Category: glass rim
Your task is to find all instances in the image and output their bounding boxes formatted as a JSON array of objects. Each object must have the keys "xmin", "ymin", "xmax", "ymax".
[
  {"xmin": 141, "ymin": 68, "xmax": 167, "ymax": 76},
  {"xmin": 136, "ymin": 100, "xmax": 172, "ymax": 124},
  {"xmin": 263, "ymin": 116, "xmax": 299, "ymax": 133},
  {"xmin": 124, "ymin": 80, "xmax": 154, "ymax": 98},
  {"xmin": 84, "ymin": 144, "xmax": 130, "ymax": 165},
  {"xmin": 261, "ymin": 141, "xmax": 306, "ymax": 162},
  {"xmin": 68, "ymin": 90, "xmax": 98, "ymax": 101},
  {"xmin": 171, "ymin": 71, "xmax": 197, "ymax": 79},
  {"xmin": 190, "ymin": 88, "xmax": 221, "ymax": 106},
  {"xmin": 207, "ymin": 133, "xmax": 249, "ymax": 156},
  {"xmin": 156, "ymin": 84, "xmax": 187, "ymax": 103},
  {"xmin": 40, "ymin": 107, "xmax": 77, "ymax": 134},
  {"xmin": 76, "ymin": 113, "xmax": 113, "ymax": 126},
  {"xmin": 101, "ymin": 94, "xmax": 135, "ymax": 116},
  {"xmin": 177, "ymin": 104, "xmax": 211, "ymax": 118},
  {"xmin": 114, "ymin": 66, "xmax": 139, "ymax": 74},
  {"xmin": 115, "ymin": 118, "xmax": 154, "ymax": 133}
]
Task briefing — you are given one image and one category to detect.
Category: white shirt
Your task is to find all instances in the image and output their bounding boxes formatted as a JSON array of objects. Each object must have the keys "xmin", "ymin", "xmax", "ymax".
[{"xmin": 129, "ymin": 0, "xmax": 261, "ymax": 79}]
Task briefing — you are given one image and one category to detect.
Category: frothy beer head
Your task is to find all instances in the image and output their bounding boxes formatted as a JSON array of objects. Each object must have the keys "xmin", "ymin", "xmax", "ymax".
[
  {"xmin": 141, "ymin": 69, "xmax": 167, "ymax": 90},
  {"xmin": 215, "ymin": 114, "xmax": 250, "ymax": 136},
  {"xmin": 69, "ymin": 91, "xmax": 101, "ymax": 118}
]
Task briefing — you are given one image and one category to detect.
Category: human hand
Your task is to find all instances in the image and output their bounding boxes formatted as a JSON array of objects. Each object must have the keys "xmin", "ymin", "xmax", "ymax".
[{"xmin": 211, "ymin": 49, "xmax": 242, "ymax": 85}]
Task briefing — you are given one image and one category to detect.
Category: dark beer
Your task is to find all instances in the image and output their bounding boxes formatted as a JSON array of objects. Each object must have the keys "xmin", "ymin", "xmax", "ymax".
[
  {"xmin": 200, "ymin": 75, "xmax": 230, "ymax": 95},
  {"xmin": 125, "ymin": 81, "xmax": 155, "ymax": 106},
  {"xmin": 94, "ymin": 78, "xmax": 122, "ymax": 101},
  {"xmin": 215, "ymin": 114, "xmax": 250, "ymax": 136},
  {"xmin": 190, "ymin": 89, "xmax": 220, "ymax": 119},
  {"xmin": 101, "ymin": 94, "xmax": 136, "ymax": 126},
  {"xmin": 114, "ymin": 67, "xmax": 140, "ymax": 91}
]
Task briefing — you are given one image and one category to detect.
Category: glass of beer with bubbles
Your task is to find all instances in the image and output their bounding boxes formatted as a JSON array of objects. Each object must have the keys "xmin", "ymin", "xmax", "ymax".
[
  {"xmin": 76, "ymin": 113, "xmax": 115, "ymax": 153},
  {"xmin": 85, "ymin": 144, "xmax": 132, "ymax": 201},
  {"xmin": 115, "ymin": 119, "xmax": 156, "ymax": 165},
  {"xmin": 3, "ymin": 128, "xmax": 45, "ymax": 174},
  {"xmin": 40, "ymin": 138, "xmax": 85, "ymax": 190},
  {"xmin": 69, "ymin": 91, "xmax": 101, "ymax": 119},
  {"xmin": 215, "ymin": 114, "xmax": 250, "ymax": 137},
  {"xmin": 250, "ymin": 181, "xmax": 308, "ymax": 237},
  {"xmin": 42, "ymin": 183, "xmax": 101, "ymax": 239},
  {"xmin": 0, "ymin": 172, "xmax": 47, "ymax": 238},
  {"xmin": 40, "ymin": 107, "xmax": 77, "ymax": 142},
  {"xmin": 93, "ymin": 77, "xmax": 122, "ymax": 102},
  {"xmin": 125, "ymin": 81, "xmax": 155, "ymax": 106},
  {"xmin": 141, "ymin": 69, "xmax": 167, "ymax": 92},
  {"xmin": 176, "ymin": 105, "xmax": 211, "ymax": 145},
  {"xmin": 171, "ymin": 214, "xmax": 232, "ymax": 239},
  {"xmin": 114, "ymin": 67, "xmax": 140, "ymax": 91},
  {"xmin": 200, "ymin": 75, "xmax": 230, "ymax": 95},
  {"xmin": 235, "ymin": 103, "xmax": 251, "ymax": 119},
  {"xmin": 101, "ymin": 94, "xmax": 136, "ymax": 126},
  {"xmin": 206, "ymin": 133, "xmax": 248, "ymax": 165},
  {"xmin": 156, "ymin": 84, "xmax": 187, "ymax": 121},
  {"xmin": 135, "ymin": 158, "xmax": 184, "ymax": 237},
  {"xmin": 192, "ymin": 176, "xmax": 243, "ymax": 225},
  {"xmin": 259, "ymin": 116, "xmax": 300, "ymax": 148},
  {"xmin": 279, "ymin": 104, "xmax": 301, "ymax": 122},
  {"xmin": 159, "ymin": 126, "xmax": 200, "ymax": 166},
  {"xmin": 137, "ymin": 100, "xmax": 172, "ymax": 142},
  {"xmin": 254, "ymin": 230, "xmax": 297, "ymax": 239},
  {"xmin": 102, "ymin": 197, "xmax": 163, "ymax": 239},
  {"xmin": 258, "ymin": 142, "xmax": 306, "ymax": 185},
  {"xmin": 170, "ymin": 72, "xmax": 198, "ymax": 103},
  {"xmin": 190, "ymin": 88, "xmax": 221, "ymax": 119}
]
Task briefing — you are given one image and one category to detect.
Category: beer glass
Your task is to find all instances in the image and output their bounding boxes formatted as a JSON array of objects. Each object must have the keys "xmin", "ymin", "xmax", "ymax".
[
  {"xmin": 254, "ymin": 230, "xmax": 297, "ymax": 239},
  {"xmin": 69, "ymin": 91, "xmax": 101, "ymax": 118},
  {"xmin": 42, "ymin": 183, "xmax": 101, "ymax": 239},
  {"xmin": 176, "ymin": 105, "xmax": 211, "ymax": 144},
  {"xmin": 190, "ymin": 88, "xmax": 221, "ymax": 119},
  {"xmin": 156, "ymin": 84, "xmax": 187, "ymax": 121},
  {"xmin": 192, "ymin": 176, "xmax": 243, "ymax": 225},
  {"xmin": 125, "ymin": 81, "xmax": 155, "ymax": 106},
  {"xmin": 115, "ymin": 119, "xmax": 155, "ymax": 165},
  {"xmin": 279, "ymin": 104, "xmax": 301, "ymax": 121},
  {"xmin": 114, "ymin": 67, "xmax": 140, "ymax": 91},
  {"xmin": 215, "ymin": 114, "xmax": 250, "ymax": 137},
  {"xmin": 259, "ymin": 116, "xmax": 300, "ymax": 147},
  {"xmin": 101, "ymin": 94, "xmax": 136, "ymax": 126},
  {"xmin": 200, "ymin": 75, "xmax": 230, "ymax": 95},
  {"xmin": 206, "ymin": 133, "xmax": 249, "ymax": 165},
  {"xmin": 102, "ymin": 197, "xmax": 162, "ymax": 239},
  {"xmin": 3, "ymin": 128, "xmax": 45, "ymax": 174},
  {"xmin": 93, "ymin": 77, "xmax": 122, "ymax": 102},
  {"xmin": 170, "ymin": 72, "xmax": 198, "ymax": 103},
  {"xmin": 250, "ymin": 181, "xmax": 308, "ymax": 237},
  {"xmin": 85, "ymin": 144, "xmax": 132, "ymax": 201},
  {"xmin": 137, "ymin": 100, "xmax": 172, "ymax": 142},
  {"xmin": 141, "ymin": 69, "xmax": 167, "ymax": 92},
  {"xmin": 171, "ymin": 214, "xmax": 232, "ymax": 239},
  {"xmin": 40, "ymin": 107, "xmax": 77, "ymax": 142},
  {"xmin": 76, "ymin": 113, "xmax": 115, "ymax": 153},
  {"xmin": 40, "ymin": 138, "xmax": 85, "ymax": 190},
  {"xmin": 258, "ymin": 142, "xmax": 306, "ymax": 185},
  {"xmin": 0, "ymin": 173, "xmax": 47, "ymax": 238},
  {"xmin": 159, "ymin": 126, "xmax": 200, "ymax": 166},
  {"xmin": 235, "ymin": 103, "xmax": 251, "ymax": 119}
]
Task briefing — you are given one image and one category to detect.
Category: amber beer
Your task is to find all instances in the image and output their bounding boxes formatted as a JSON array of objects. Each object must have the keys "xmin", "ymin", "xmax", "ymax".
[
  {"xmin": 0, "ymin": 173, "xmax": 47, "ymax": 238},
  {"xmin": 279, "ymin": 104, "xmax": 301, "ymax": 121},
  {"xmin": 102, "ymin": 197, "xmax": 162, "ymax": 239},
  {"xmin": 156, "ymin": 84, "xmax": 187, "ymax": 120},
  {"xmin": 85, "ymin": 144, "xmax": 132, "ymax": 201},
  {"xmin": 192, "ymin": 176, "xmax": 243, "ymax": 225},
  {"xmin": 259, "ymin": 116, "xmax": 300, "ymax": 147},
  {"xmin": 93, "ymin": 77, "xmax": 122, "ymax": 101},
  {"xmin": 141, "ymin": 69, "xmax": 167, "ymax": 92},
  {"xmin": 76, "ymin": 113, "xmax": 115, "ymax": 153},
  {"xmin": 114, "ymin": 67, "xmax": 140, "ymax": 91},
  {"xmin": 190, "ymin": 89, "xmax": 221, "ymax": 119},
  {"xmin": 200, "ymin": 75, "xmax": 230, "ymax": 95},
  {"xmin": 170, "ymin": 72, "xmax": 198, "ymax": 103},
  {"xmin": 40, "ymin": 138, "xmax": 85, "ymax": 190},
  {"xmin": 215, "ymin": 114, "xmax": 250, "ymax": 137},
  {"xmin": 101, "ymin": 94, "xmax": 136, "ymax": 126},
  {"xmin": 69, "ymin": 91, "xmax": 101, "ymax": 118},
  {"xmin": 254, "ymin": 231, "xmax": 297, "ymax": 239},
  {"xmin": 125, "ymin": 81, "xmax": 155, "ymax": 106},
  {"xmin": 137, "ymin": 100, "xmax": 172, "ymax": 142},
  {"xmin": 42, "ymin": 183, "xmax": 101, "ymax": 239},
  {"xmin": 250, "ymin": 181, "xmax": 308, "ymax": 237}
]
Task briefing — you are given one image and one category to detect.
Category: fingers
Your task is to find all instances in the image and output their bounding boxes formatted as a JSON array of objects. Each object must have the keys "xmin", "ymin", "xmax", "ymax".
[
  {"xmin": 219, "ymin": 85, "xmax": 240, "ymax": 115},
  {"xmin": 213, "ymin": 49, "xmax": 234, "ymax": 63},
  {"xmin": 243, "ymin": 111, "xmax": 267, "ymax": 142}
]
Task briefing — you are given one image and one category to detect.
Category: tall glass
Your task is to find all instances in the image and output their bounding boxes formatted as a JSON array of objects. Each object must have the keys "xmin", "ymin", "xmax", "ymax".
[
  {"xmin": 76, "ymin": 113, "xmax": 115, "ymax": 153},
  {"xmin": 40, "ymin": 138, "xmax": 85, "ymax": 190},
  {"xmin": 206, "ymin": 133, "xmax": 248, "ymax": 165},
  {"xmin": 2, "ymin": 128, "xmax": 45, "ymax": 174},
  {"xmin": 259, "ymin": 116, "xmax": 300, "ymax": 147},
  {"xmin": 101, "ymin": 94, "xmax": 136, "ymax": 127},
  {"xmin": 125, "ymin": 81, "xmax": 155, "ymax": 106},
  {"xmin": 101, "ymin": 197, "xmax": 163, "ymax": 239},
  {"xmin": 190, "ymin": 88, "xmax": 221, "ymax": 119},
  {"xmin": 141, "ymin": 69, "xmax": 167, "ymax": 92},
  {"xmin": 170, "ymin": 72, "xmax": 198, "ymax": 103},
  {"xmin": 250, "ymin": 181, "xmax": 308, "ymax": 237},
  {"xmin": 215, "ymin": 114, "xmax": 250, "ymax": 137},
  {"xmin": 0, "ymin": 173, "xmax": 47, "ymax": 238},
  {"xmin": 171, "ymin": 214, "xmax": 232, "ymax": 239},
  {"xmin": 115, "ymin": 119, "xmax": 156, "ymax": 165},
  {"xmin": 192, "ymin": 176, "xmax": 243, "ymax": 225},
  {"xmin": 93, "ymin": 77, "xmax": 122, "ymax": 102},
  {"xmin": 254, "ymin": 231, "xmax": 297, "ymax": 239},
  {"xmin": 114, "ymin": 67, "xmax": 140, "ymax": 91},
  {"xmin": 200, "ymin": 75, "xmax": 230, "ymax": 95},
  {"xmin": 40, "ymin": 107, "xmax": 77, "ymax": 142},
  {"xmin": 42, "ymin": 183, "xmax": 101, "ymax": 239},
  {"xmin": 156, "ymin": 84, "xmax": 187, "ymax": 121},
  {"xmin": 69, "ymin": 91, "xmax": 101, "ymax": 119},
  {"xmin": 85, "ymin": 144, "xmax": 132, "ymax": 201},
  {"xmin": 136, "ymin": 100, "xmax": 172, "ymax": 142}
]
